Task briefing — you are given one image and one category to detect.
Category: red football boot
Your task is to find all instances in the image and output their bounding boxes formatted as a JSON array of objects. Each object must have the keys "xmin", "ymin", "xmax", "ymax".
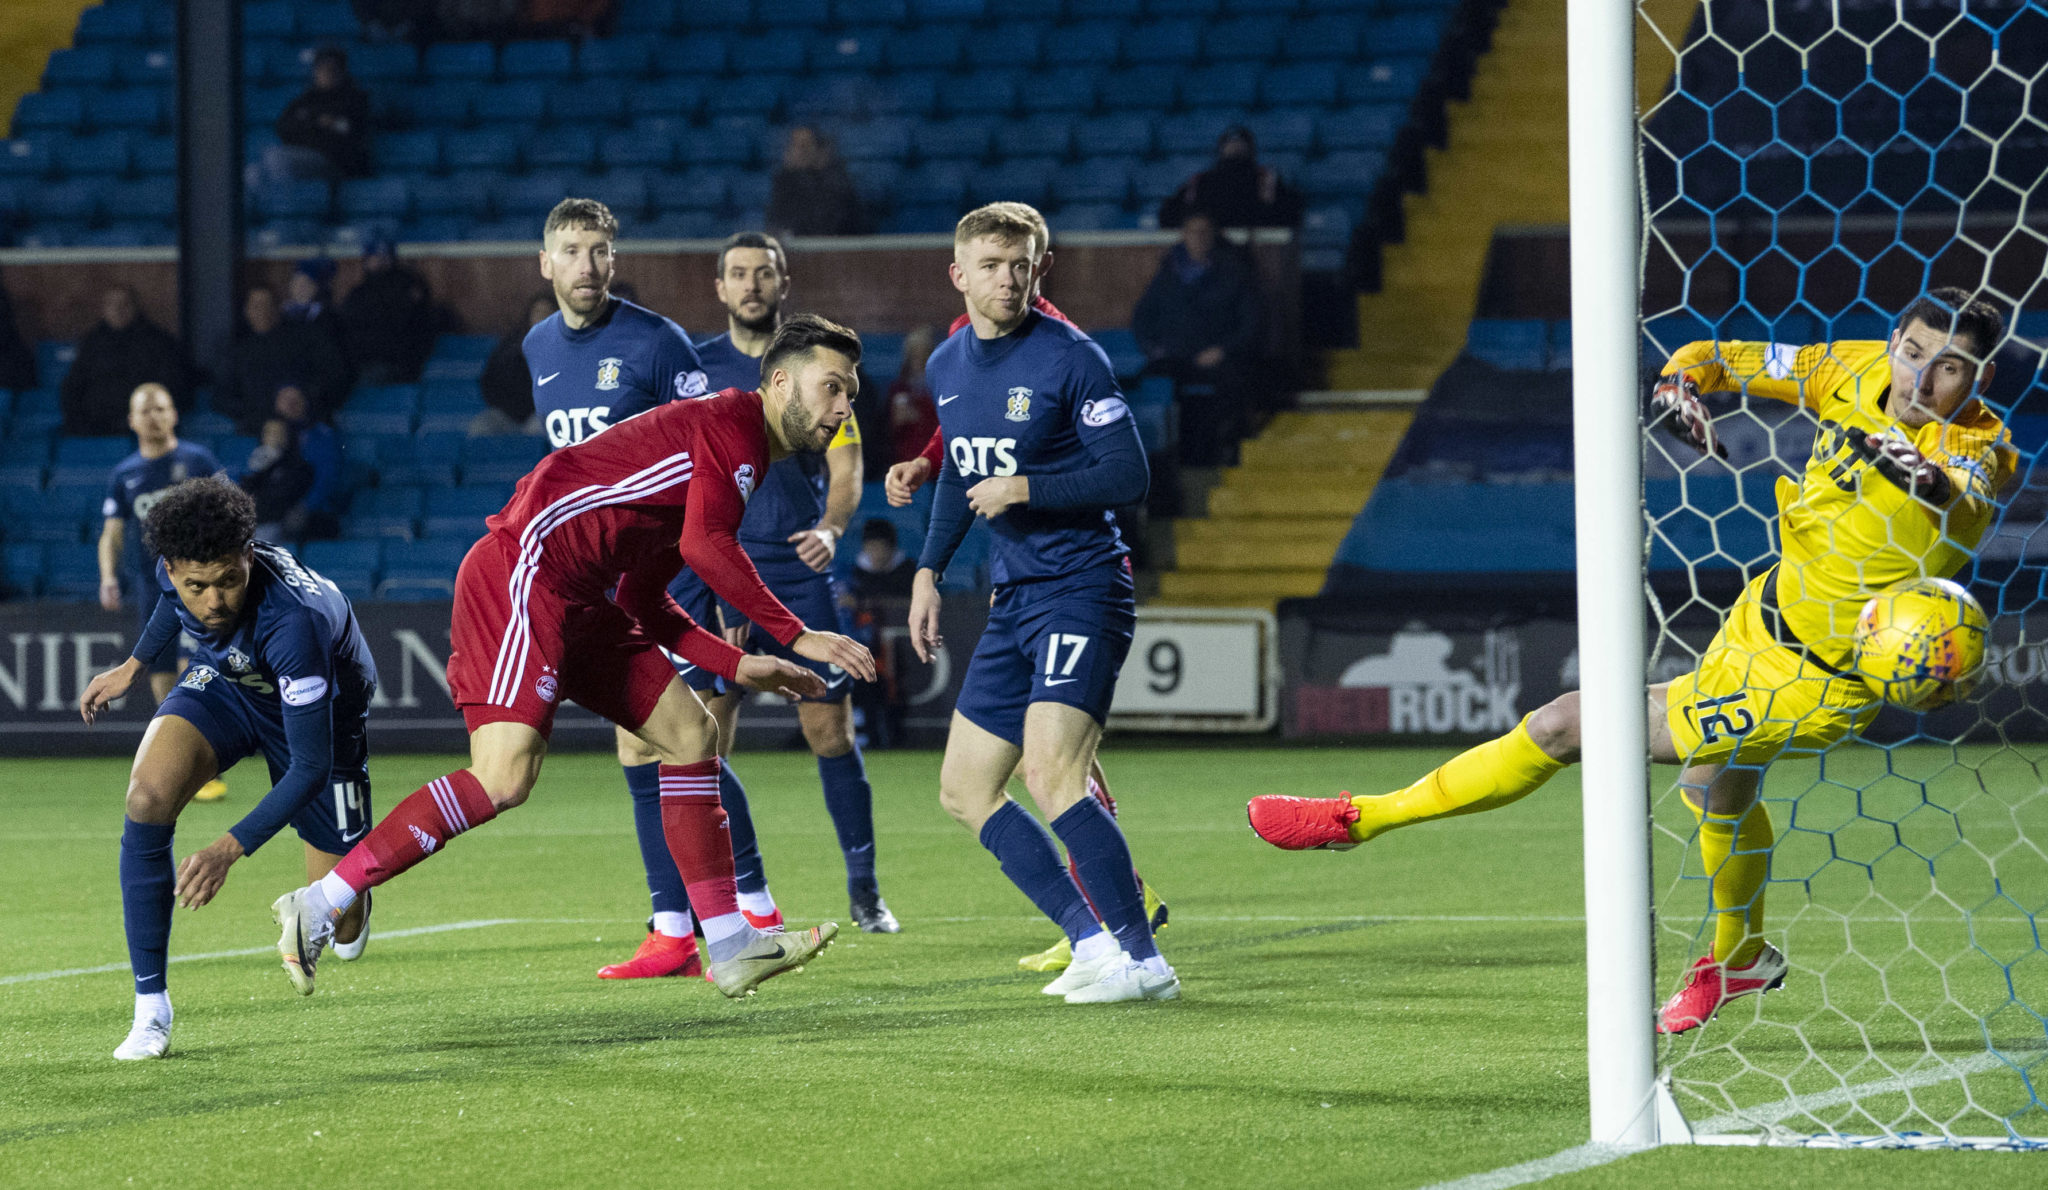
[
  {"xmin": 742, "ymin": 906, "xmax": 784, "ymax": 932},
  {"xmin": 1247, "ymin": 795, "xmax": 1361, "ymax": 851},
  {"xmin": 1657, "ymin": 944, "xmax": 1788, "ymax": 1034},
  {"xmin": 598, "ymin": 930, "xmax": 704, "ymax": 980}
]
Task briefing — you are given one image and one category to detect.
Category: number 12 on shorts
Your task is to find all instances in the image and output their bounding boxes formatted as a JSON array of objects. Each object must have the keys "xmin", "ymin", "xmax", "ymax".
[{"xmin": 1042, "ymin": 633, "xmax": 1090, "ymax": 686}]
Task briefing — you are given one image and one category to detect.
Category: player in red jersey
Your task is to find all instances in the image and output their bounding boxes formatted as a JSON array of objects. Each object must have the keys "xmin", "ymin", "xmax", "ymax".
[
  {"xmin": 881, "ymin": 202, "xmax": 1164, "ymax": 974},
  {"xmin": 268, "ymin": 315, "xmax": 878, "ymax": 1001}
]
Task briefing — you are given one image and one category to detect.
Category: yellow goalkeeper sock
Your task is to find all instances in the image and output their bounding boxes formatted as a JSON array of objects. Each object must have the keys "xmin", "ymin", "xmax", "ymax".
[
  {"xmin": 1348, "ymin": 718, "xmax": 1567, "ymax": 844},
  {"xmin": 1693, "ymin": 802, "xmax": 1773, "ymax": 967}
]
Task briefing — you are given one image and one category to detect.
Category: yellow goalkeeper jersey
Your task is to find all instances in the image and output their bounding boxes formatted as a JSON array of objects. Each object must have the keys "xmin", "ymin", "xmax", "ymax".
[{"xmin": 1663, "ymin": 338, "xmax": 2016, "ymax": 663}]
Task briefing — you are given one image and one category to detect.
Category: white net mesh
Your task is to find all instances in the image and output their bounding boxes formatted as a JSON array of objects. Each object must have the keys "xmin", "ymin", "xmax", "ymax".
[{"xmin": 1637, "ymin": 0, "xmax": 2048, "ymax": 1147}]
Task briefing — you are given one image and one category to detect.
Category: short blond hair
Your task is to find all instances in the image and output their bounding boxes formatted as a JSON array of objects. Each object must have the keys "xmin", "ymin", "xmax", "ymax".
[
  {"xmin": 544, "ymin": 197, "xmax": 617, "ymax": 242},
  {"xmin": 955, "ymin": 202, "xmax": 1046, "ymax": 259}
]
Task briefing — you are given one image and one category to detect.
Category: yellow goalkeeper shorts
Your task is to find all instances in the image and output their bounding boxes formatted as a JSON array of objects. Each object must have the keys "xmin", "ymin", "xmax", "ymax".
[{"xmin": 1665, "ymin": 569, "xmax": 1880, "ymax": 767}]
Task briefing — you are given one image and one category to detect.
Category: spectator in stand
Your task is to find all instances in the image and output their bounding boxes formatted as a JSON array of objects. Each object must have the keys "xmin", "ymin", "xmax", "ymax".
[
  {"xmin": 0, "ymin": 278, "xmax": 35, "ymax": 392},
  {"xmin": 338, "ymin": 238, "xmax": 435, "ymax": 385},
  {"xmin": 218, "ymin": 285, "xmax": 349, "ymax": 432},
  {"xmin": 884, "ymin": 324, "xmax": 939, "ymax": 468},
  {"xmin": 61, "ymin": 286, "xmax": 193, "ymax": 436},
  {"xmin": 766, "ymin": 125, "xmax": 864, "ymax": 238},
  {"xmin": 241, "ymin": 384, "xmax": 343, "ymax": 541},
  {"xmin": 282, "ymin": 258, "xmax": 356, "ymax": 398},
  {"xmin": 849, "ymin": 517, "xmax": 916, "ymax": 602},
  {"xmin": 1159, "ymin": 126, "xmax": 1304, "ymax": 231},
  {"xmin": 1133, "ymin": 209, "xmax": 1266, "ymax": 467},
  {"xmin": 265, "ymin": 47, "xmax": 371, "ymax": 183},
  {"xmin": 471, "ymin": 291, "xmax": 554, "ymax": 437},
  {"xmin": 846, "ymin": 519, "xmax": 917, "ymax": 749}
]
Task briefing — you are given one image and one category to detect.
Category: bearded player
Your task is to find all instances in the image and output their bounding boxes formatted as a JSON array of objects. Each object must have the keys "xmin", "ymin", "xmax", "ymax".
[
  {"xmin": 1251, "ymin": 288, "xmax": 2015, "ymax": 1033},
  {"xmin": 911, "ymin": 204, "xmax": 1174, "ymax": 1003},
  {"xmin": 269, "ymin": 315, "xmax": 878, "ymax": 1001},
  {"xmin": 887, "ymin": 202, "xmax": 1167, "ymax": 975}
]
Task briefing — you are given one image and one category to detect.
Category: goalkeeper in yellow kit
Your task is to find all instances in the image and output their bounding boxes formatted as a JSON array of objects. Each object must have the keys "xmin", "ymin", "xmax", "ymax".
[{"xmin": 1250, "ymin": 288, "xmax": 2016, "ymax": 1033}]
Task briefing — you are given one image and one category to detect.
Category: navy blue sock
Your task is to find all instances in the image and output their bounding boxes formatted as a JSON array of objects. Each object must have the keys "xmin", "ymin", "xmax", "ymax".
[
  {"xmin": 719, "ymin": 758, "xmax": 768, "ymax": 895},
  {"xmin": 622, "ymin": 762, "xmax": 691, "ymax": 919},
  {"xmin": 120, "ymin": 818, "xmax": 175, "ymax": 995},
  {"xmin": 978, "ymin": 801, "xmax": 1099, "ymax": 943},
  {"xmin": 1051, "ymin": 797, "xmax": 1158, "ymax": 961},
  {"xmin": 817, "ymin": 748, "xmax": 878, "ymax": 897}
]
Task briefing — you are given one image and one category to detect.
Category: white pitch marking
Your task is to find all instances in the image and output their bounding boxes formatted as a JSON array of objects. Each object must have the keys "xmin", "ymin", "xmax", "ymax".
[
  {"xmin": 0, "ymin": 917, "xmax": 556, "ymax": 985},
  {"xmin": 1416, "ymin": 1141, "xmax": 1650, "ymax": 1190}
]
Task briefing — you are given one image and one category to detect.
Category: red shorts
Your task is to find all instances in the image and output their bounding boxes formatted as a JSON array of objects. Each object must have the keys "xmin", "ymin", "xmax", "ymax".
[{"xmin": 446, "ymin": 534, "xmax": 678, "ymax": 739}]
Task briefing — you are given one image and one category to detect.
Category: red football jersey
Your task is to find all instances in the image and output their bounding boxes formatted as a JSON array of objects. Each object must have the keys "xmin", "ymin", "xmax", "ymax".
[
  {"xmin": 921, "ymin": 296, "xmax": 1080, "ymax": 469},
  {"xmin": 486, "ymin": 389, "xmax": 807, "ymax": 654}
]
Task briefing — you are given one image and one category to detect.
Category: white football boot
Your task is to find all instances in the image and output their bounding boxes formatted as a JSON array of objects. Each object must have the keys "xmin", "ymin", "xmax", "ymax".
[
  {"xmin": 1065, "ymin": 956, "xmax": 1181, "ymax": 1004},
  {"xmin": 331, "ymin": 889, "xmax": 371, "ymax": 962},
  {"xmin": 1040, "ymin": 945, "xmax": 1127, "ymax": 996},
  {"xmin": 113, "ymin": 1005, "xmax": 172, "ymax": 1060},
  {"xmin": 272, "ymin": 884, "xmax": 336, "ymax": 995}
]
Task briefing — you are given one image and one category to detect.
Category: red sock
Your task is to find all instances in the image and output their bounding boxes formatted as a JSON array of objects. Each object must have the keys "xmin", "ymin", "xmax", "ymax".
[
  {"xmin": 1088, "ymin": 775, "xmax": 1117, "ymax": 817},
  {"xmin": 658, "ymin": 761, "xmax": 740, "ymax": 921},
  {"xmin": 333, "ymin": 770, "xmax": 498, "ymax": 892}
]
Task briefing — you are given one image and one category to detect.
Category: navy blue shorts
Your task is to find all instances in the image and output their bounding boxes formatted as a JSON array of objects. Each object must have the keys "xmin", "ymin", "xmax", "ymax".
[
  {"xmin": 136, "ymin": 586, "xmax": 182, "ymax": 674},
  {"xmin": 669, "ymin": 553, "xmax": 853, "ymax": 704},
  {"xmin": 954, "ymin": 565, "xmax": 1136, "ymax": 748},
  {"xmin": 157, "ymin": 665, "xmax": 373, "ymax": 855}
]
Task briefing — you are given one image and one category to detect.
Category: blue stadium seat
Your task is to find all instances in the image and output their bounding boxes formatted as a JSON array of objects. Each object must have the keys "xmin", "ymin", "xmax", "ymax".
[
  {"xmin": 1090, "ymin": 328, "xmax": 1147, "ymax": 378},
  {"xmin": 501, "ymin": 41, "xmax": 575, "ymax": 78},
  {"xmin": 443, "ymin": 129, "xmax": 521, "ymax": 171},
  {"xmin": 337, "ymin": 408, "xmax": 414, "ymax": 437},
  {"xmin": 1097, "ymin": 65, "xmax": 1179, "ymax": 111},
  {"xmin": 1182, "ymin": 62, "xmax": 1262, "ymax": 109},
  {"xmin": 776, "ymin": 0, "xmax": 832, "ymax": 24},
  {"xmin": 860, "ymin": 332, "xmax": 906, "ymax": 384},
  {"xmin": 475, "ymin": 81, "xmax": 549, "ymax": 125},
  {"xmin": 677, "ymin": 124, "xmax": 756, "ymax": 166},
  {"xmin": 33, "ymin": 346, "xmax": 71, "ymax": 385},
  {"xmin": 377, "ymin": 538, "xmax": 468, "ymax": 594},
  {"xmin": 547, "ymin": 79, "xmax": 629, "ymax": 126},
  {"xmin": 1546, "ymin": 321, "xmax": 1573, "ymax": 372},
  {"xmin": 77, "ymin": 4, "xmax": 150, "ymax": 43},
  {"xmin": 654, "ymin": 33, "xmax": 729, "ymax": 76},
  {"xmin": 46, "ymin": 550, "xmax": 104, "ymax": 595},
  {"xmin": 299, "ymin": 5, "xmax": 363, "ymax": 40},
  {"xmin": 599, "ymin": 128, "xmax": 674, "ymax": 169},
  {"xmin": 1045, "ymin": 21, "xmax": 1124, "ymax": 66},
  {"xmin": 1055, "ymin": 202, "xmax": 1135, "ymax": 230},
  {"xmin": 53, "ymin": 437, "xmax": 132, "ymax": 469},
  {"xmin": 833, "ymin": 0, "xmax": 906, "ymax": 20},
  {"xmin": 242, "ymin": 1, "xmax": 298, "ymax": 38},
  {"xmin": 1, "ymin": 542, "xmax": 45, "ymax": 597},
  {"xmin": 627, "ymin": 80, "xmax": 708, "ymax": 123},
  {"xmin": 1248, "ymin": 108, "xmax": 1317, "ymax": 155},
  {"xmin": 615, "ymin": 0, "xmax": 677, "ymax": 33},
  {"xmin": 302, "ymin": 540, "xmax": 383, "ymax": 583},
  {"xmin": 679, "ymin": 0, "xmax": 752, "ymax": 28},
  {"xmin": 1132, "ymin": 156, "xmax": 1203, "ymax": 202},
  {"xmin": 1003, "ymin": 114, "xmax": 1074, "ymax": 159},
  {"xmin": 973, "ymin": 156, "xmax": 1058, "ymax": 205},
  {"xmin": 183, "ymin": 410, "xmax": 237, "ymax": 440},
  {"xmin": 1157, "ymin": 112, "xmax": 1238, "ymax": 157},
  {"xmin": 578, "ymin": 35, "xmax": 656, "ymax": 79},
  {"xmin": 1300, "ymin": 150, "xmax": 1385, "ymax": 197},
  {"xmin": 937, "ymin": 71, "xmax": 1017, "ymax": 118},
  {"xmin": 254, "ymin": 178, "xmax": 331, "ymax": 220},
  {"xmin": 1282, "ymin": 12, "xmax": 1366, "ymax": 60},
  {"xmin": 102, "ymin": 178, "xmax": 175, "ymax": 222},
  {"xmin": 410, "ymin": 172, "xmax": 488, "ymax": 215},
  {"xmin": 375, "ymin": 130, "xmax": 441, "ymax": 172},
  {"xmin": 114, "ymin": 48, "xmax": 176, "ymax": 88},
  {"xmin": 424, "ymin": 42, "xmax": 498, "ymax": 81},
  {"xmin": 1318, "ymin": 105, "xmax": 1405, "ymax": 151},
  {"xmin": 243, "ymin": 83, "xmax": 299, "ymax": 130},
  {"xmin": 425, "ymin": 485, "xmax": 509, "ymax": 520},
  {"xmin": 898, "ymin": 160, "xmax": 971, "ymax": 207},
  {"xmin": 587, "ymin": 170, "xmax": 652, "ymax": 219},
  {"xmin": 431, "ymin": 335, "xmax": 497, "ymax": 365},
  {"xmin": 660, "ymin": 170, "xmax": 729, "ymax": 212},
  {"xmin": 703, "ymin": 77, "xmax": 784, "ymax": 119},
  {"xmin": 461, "ymin": 460, "xmax": 540, "ymax": 486},
  {"xmin": 914, "ymin": 116, "xmax": 995, "ymax": 161},
  {"xmin": 13, "ymin": 92, "xmax": 84, "ymax": 132},
  {"xmin": 44, "ymin": 47, "xmax": 116, "ymax": 88},
  {"xmin": 523, "ymin": 133, "xmax": 598, "ymax": 171},
  {"xmin": 732, "ymin": 34, "xmax": 807, "ymax": 74},
  {"xmin": 1300, "ymin": 199, "xmax": 1360, "ymax": 259},
  {"xmin": 1260, "ymin": 62, "xmax": 1340, "ymax": 108},
  {"xmin": 1052, "ymin": 159, "xmax": 1133, "ymax": 205},
  {"xmin": 27, "ymin": 178, "xmax": 107, "ymax": 223},
  {"xmin": 1075, "ymin": 114, "xmax": 1154, "ymax": 157},
  {"xmin": 412, "ymin": 80, "xmax": 483, "ymax": 126},
  {"xmin": 339, "ymin": 177, "xmax": 411, "ymax": 222},
  {"xmin": 968, "ymin": 22, "xmax": 1046, "ymax": 69},
  {"xmin": 345, "ymin": 488, "xmax": 426, "ymax": 538},
  {"xmin": 1369, "ymin": 13, "xmax": 1452, "ymax": 55},
  {"xmin": 846, "ymin": 159, "xmax": 900, "ymax": 209},
  {"xmin": 1203, "ymin": 15, "xmax": 1286, "ymax": 60},
  {"xmin": 911, "ymin": 0, "xmax": 986, "ymax": 18},
  {"xmin": 885, "ymin": 25, "xmax": 964, "ymax": 70},
  {"xmin": 1123, "ymin": 18, "xmax": 1202, "ymax": 64},
  {"xmin": 835, "ymin": 119, "xmax": 913, "ymax": 162},
  {"xmin": 1464, "ymin": 320, "xmax": 1549, "ymax": 370},
  {"xmin": 56, "ymin": 133, "xmax": 132, "ymax": 175},
  {"xmin": 85, "ymin": 88, "xmax": 165, "ymax": 132},
  {"xmin": 636, "ymin": 210, "xmax": 720, "ymax": 239},
  {"xmin": 485, "ymin": 173, "xmax": 565, "ymax": 225},
  {"xmin": 1146, "ymin": 0, "xmax": 1224, "ymax": 13},
  {"xmin": 808, "ymin": 27, "xmax": 885, "ymax": 72},
  {"xmin": 351, "ymin": 385, "xmax": 423, "ymax": 416},
  {"xmin": 129, "ymin": 136, "xmax": 175, "ymax": 175},
  {"xmin": 0, "ymin": 137, "xmax": 54, "ymax": 178},
  {"xmin": 348, "ymin": 42, "xmax": 419, "ymax": 82},
  {"xmin": 461, "ymin": 435, "xmax": 547, "ymax": 467}
]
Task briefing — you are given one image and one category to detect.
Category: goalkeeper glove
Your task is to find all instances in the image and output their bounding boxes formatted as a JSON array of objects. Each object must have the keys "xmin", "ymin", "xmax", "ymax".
[
  {"xmin": 1650, "ymin": 374, "xmax": 1728, "ymax": 459},
  {"xmin": 1857, "ymin": 430, "xmax": 1954, "ymax": 506}
]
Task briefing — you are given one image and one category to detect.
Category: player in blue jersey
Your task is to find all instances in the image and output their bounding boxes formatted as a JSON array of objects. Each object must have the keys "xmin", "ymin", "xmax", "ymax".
[
  {"xmin": 96, "ymin": 384, "xmax": 231, "ymax": 801},
  {"xmin": 517, "ymin": 199, "xmax": 779, "ymax": 981},
  {"xmin": 79, "ymin": 476, "xmax": 378, "ymax": 1059},
  {"xmin": 909, "ymin": 204, "xmax": 1175, "ymax": 1003},
  {"xmin": 653, "ymin": 232, "xmax": 897, "ymax": 935}
]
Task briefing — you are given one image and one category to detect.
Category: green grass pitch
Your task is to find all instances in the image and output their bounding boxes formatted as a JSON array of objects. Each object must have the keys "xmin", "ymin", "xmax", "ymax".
[{"xmin": 0, "ymin": 744, "xmax": 2038, "ymax": 1188}]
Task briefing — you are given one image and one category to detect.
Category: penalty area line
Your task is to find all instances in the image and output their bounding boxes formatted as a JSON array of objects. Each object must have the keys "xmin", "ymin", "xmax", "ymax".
[
  {"xmin": 1418, "ymin": 1142, "xmax": 1650, "ymax": 1190},
  {"xmin": 0, "ymin": 918, "xmax": 548, "ymax": 986}
]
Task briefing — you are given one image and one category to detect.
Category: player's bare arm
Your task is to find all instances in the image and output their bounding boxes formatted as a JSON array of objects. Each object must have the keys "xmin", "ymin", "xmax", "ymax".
[
  {"xmin": 98, "ymin": 517, "xmax": 125, "ymax": 611},
  {"xmin": 81, "ymin": 655, "xmax": 147, "ymax": 723},
  {"xmin": 734, "ymin": 653, "xmax": 828, "ymax": 701},
  {"xmin": 907, "ymin": 568, "xmax": 943, "ymax": 663},
  {"xmin": 791, "ymin": 434, "xmax": 861, "ymax": 571},
  {"xmin": 886, "ymin": 455, "xmax": 933, "ymax": 506},
  {"xmin": 174, "ymin": 833, "xmax": 246, "ymax": 908},
  {"xmin": 966, "ymin": 475, "xmax": 1029, "ymax": 519}
]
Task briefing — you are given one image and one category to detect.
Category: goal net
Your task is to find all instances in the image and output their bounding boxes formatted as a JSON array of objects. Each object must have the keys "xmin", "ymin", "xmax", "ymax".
[{"xmin": 1636, "ymin": 0, "xmax": 2048, "ymax": 1147}]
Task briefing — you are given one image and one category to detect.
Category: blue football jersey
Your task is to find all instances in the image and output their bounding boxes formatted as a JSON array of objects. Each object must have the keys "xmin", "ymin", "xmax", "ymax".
[
  {"xmin": 525, "ymin": 298, "xmax": 710, "ymax": 450},
  {"xmin": 921, "ymin": 312, "xmax": 1143, "ymax": 584},
  {"xmin": 103, "ymin": 441, "xmax": 223, "ymax": 583},
  {"xmin": 150, "ymin": 541, "xmax": 378, "ymax": 715}
]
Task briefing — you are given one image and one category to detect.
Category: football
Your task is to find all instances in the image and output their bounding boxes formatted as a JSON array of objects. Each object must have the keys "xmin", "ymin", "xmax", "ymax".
[{"xmin": 1852, "ymin": 578, "xmax": 1990, "ymax": 711}]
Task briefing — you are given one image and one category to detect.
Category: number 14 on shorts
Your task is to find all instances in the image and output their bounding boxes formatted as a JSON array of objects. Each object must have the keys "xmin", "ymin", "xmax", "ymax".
[{"xmin": 1042, "ymin": 634, "xmax": 1090, "ymax": 687}]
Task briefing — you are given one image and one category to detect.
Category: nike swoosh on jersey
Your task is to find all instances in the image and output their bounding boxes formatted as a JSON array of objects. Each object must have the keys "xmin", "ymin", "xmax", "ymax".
[
  {"xmin": 537, "ymin": 372, "xmax": 560, "ymax": 385},
  {"xmin": 1044, "ymin": 677, "xmax": 1078, "ymax": 686},
  {"xmin": 937, "ymin": 394, "xmax": 960, "ymax": 405}
]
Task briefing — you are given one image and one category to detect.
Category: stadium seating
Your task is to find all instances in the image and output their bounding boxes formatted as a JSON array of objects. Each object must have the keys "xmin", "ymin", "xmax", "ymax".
[{"xmin": 2, "ymin": 0, "xmax": 1459, "ymax": 246}]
